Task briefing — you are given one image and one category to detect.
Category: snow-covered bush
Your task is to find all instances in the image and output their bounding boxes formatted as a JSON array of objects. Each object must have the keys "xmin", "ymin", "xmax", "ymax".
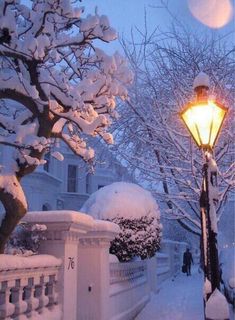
[
  {"xmin": 109, "ymin": 215, "xmax": 161, "ymax": 262},
  {"xmin": 81, "ymin": 182, "xmax": 162, "ymax": 262},
  {"xmin": 5, "ymin": 223, "xmax": 47, "ymax": 256}
]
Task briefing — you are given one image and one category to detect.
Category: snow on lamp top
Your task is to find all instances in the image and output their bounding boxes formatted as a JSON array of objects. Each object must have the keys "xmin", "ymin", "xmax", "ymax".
[
  {"xmin": 81, "ymin": 182, "xmax": 160, "ymax": 220},
  {"xmin": 193, "ymin": 72, "xmax": 210, "ymax": 89}
]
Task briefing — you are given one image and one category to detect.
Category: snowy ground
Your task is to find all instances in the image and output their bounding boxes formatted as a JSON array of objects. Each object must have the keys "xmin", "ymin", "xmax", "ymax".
[{"xmin": 136, "ymin": 266, "xmax": 234, "ymax": 320}]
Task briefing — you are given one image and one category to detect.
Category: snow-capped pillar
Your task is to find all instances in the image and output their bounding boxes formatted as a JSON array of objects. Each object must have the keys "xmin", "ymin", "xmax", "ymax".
[
  {"xmin": 146, "ymin": 256, "xmax": 157, "ymax": 293},
  {"xmin": 77, "ymin": 220, "xmax": 120, "ymax": 320},
  {"xmin": 23, "ymin": 211, "xmax": 94, "ymax": 320}
]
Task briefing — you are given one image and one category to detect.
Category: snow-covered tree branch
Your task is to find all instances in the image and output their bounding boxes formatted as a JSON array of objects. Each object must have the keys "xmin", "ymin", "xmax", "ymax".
[
  {"xmin": 113, "ymin": 23, "xmax": 235, "ymax": 236},
  {"xmin": 0, "ymin": 0, "xmax": 132, "ymax": 252}
]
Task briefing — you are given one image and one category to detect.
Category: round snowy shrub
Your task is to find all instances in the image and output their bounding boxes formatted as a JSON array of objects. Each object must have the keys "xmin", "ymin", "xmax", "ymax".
[
  {"xmin": 5, "ymin": 223, "xmax": 47, "ymax": 256},
  {"xmin": 81, "ymin": 182, "xmax": 162, "ymax": 262}
]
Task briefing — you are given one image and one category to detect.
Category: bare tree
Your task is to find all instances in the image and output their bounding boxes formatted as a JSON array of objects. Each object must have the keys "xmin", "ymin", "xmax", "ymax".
[
  {"xmin": 113, "ymin": 23, "xmax": 235, "ymax": 236},
  {"xmin": 0, "ymin": 0, "xmax": 132, "ymax": 252}
]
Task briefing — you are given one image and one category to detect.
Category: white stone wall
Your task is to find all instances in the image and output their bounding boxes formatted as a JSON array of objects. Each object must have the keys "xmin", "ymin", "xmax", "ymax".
[{"xmin": 21, "ymin": 210, "xmax": 187, "ymax": 320}]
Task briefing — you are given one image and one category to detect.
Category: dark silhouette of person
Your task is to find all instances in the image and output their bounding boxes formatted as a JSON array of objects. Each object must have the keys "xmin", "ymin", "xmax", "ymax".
[{"xmin": 183, "ymin": 248, "xmax": 194, "ymax": 276}]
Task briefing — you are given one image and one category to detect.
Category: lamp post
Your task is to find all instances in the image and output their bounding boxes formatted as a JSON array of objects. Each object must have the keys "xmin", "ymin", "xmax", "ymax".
[{"xmin": 180, "ymin": 72, "xmax": 228, "ymax": 300}]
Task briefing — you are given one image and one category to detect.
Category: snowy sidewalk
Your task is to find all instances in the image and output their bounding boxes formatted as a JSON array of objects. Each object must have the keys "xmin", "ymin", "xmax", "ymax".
[{"xmin": 135, "ymin": 266, "xmax": 204, "ymax": 320}]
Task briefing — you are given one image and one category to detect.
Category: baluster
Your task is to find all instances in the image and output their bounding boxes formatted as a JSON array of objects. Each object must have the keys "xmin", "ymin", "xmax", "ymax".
[
  {"xmin": 54, "ymin": 272, "xmax": 59, "ymax": 305},
  {"xmin": 47, "ymin": 274, "xmax": 57, "ymax": 308},
  {"xmin": 24, "ymin": 278, "xmax": 39, "ymax": 319},
  {"xmin": 31, "ymin": 277, "xmax": 40, "ymax": 318},
  {"xmin": 24, "ymin": 278, "xmax": 33, "ymax": 317},
  {"xmin": 0, "ymin": 281, "xmax": 15, "ymax": 319},
  {"xmin": 11, "ymin": 279, "xmax": 27, "ymax": 319},
  {"xmin": 41, "ymin": 275, "xmax": 49, "ymax": 308},
  {"xmin": 37, "ymin": 275, "xmax": 49, "ymax": 315}
]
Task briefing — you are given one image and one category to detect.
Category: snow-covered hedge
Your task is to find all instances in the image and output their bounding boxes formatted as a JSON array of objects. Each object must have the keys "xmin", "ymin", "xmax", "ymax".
[
  {"xmin": 108, "ymin": 215, "xmax": 161, "ymax": 262},
  {"xmin": 81, "ymin": 182, "xmax": 162, "ymax": 262}
]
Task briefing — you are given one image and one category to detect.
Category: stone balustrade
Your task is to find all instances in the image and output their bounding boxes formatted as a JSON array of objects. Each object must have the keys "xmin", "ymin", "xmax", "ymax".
[
  {"xmin": 0, "ymin": 254, "xmax": 61, "ymax": 320},
  {"xmin": 109, "ymin": 260, "xmax": 149, "ymax": 320},
  {"xmin": 110, "ymin": 260, "xmax": 146, "ymax": 285},
  {"xmin": 11, "ymin": 210, "xmax": 188, "ymax": 320}
]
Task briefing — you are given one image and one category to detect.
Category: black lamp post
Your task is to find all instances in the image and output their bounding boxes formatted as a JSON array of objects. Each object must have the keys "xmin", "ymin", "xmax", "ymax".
[{"xmin": 180, "ymin": 72, "xmax": 228, "ymax": 299}]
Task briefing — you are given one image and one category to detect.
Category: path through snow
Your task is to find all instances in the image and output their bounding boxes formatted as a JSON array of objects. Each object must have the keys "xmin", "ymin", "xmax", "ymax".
[{"xmin": 136, "ymin": 266, "xmax": 204, "ymax": 320}]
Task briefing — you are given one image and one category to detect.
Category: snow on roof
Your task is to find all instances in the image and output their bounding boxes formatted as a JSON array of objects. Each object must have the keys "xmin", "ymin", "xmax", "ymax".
[{"xmin": 81, "ymin": 182, "xmax": 160, "ymax": 220}]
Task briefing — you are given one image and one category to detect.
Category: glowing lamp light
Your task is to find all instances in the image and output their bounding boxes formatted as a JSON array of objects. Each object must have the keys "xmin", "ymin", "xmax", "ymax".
[{"xmin": 180, "ymin": 100, "xmax": 228, "ymax": 150}]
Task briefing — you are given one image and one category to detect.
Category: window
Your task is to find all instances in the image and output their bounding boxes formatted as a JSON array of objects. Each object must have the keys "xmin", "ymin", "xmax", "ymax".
[
  {"xmin": 86, "ymin": 173, "xmax": 90, "ymax": 194},
  {"xmin": 67, "ymin": 165, "xmax": 77, "ymax": 192},
  {"xmin": 43, "ymin": 152, "xmax": 50, "ymax": 172},
  {"xmin": 56, "ymin": 199, "xmax": 64, "ymax": 210},
  {"xmin": 42, "ymin": 203, "xmax": 51, "ymax": 211}
]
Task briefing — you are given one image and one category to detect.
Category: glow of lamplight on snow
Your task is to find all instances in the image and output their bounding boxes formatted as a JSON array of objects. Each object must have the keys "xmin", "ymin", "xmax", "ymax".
[{"xmin": 188, "ymin": 0, "xmax": 234, "ymax": 28}]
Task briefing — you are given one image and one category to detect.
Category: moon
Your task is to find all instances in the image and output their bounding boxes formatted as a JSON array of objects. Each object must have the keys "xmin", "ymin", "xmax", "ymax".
[{"xmin": 188, "ymin": 0, "xmax": 234, "ymax": 28}]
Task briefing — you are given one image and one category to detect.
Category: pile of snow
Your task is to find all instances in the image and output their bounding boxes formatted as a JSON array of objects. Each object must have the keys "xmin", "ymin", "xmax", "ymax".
[
  {"xmin": 109, "ymin": 254, "xmax": 119, "ymax": 263},
  {"xmin": 205, "ymin": 289, "xmax": 229, "ymax": 319},
  {"xmin": 81, "ymin": 182, "xmax": 160, "ymax": 220}
]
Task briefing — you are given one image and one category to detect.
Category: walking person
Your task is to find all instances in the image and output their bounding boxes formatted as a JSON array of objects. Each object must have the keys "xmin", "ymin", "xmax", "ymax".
[{"xmin": 183, "ymin": 248, "xmax": 193, "ymax": 276}]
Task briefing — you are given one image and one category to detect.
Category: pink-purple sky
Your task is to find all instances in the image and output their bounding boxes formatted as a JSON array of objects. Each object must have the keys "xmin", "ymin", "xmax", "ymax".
[
  {"xmin": 83, "ymin": 0, "xmax": 235, "ymax": 52},
  {"xmin": 21, "ymin": 0, "xmax": 235, "ymax": 53}
]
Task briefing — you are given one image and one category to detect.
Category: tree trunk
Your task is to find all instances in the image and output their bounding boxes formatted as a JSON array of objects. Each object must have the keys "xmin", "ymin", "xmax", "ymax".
[{"xmin": 0, "ymin": 189, "xmax": 27, "ymax": 253}]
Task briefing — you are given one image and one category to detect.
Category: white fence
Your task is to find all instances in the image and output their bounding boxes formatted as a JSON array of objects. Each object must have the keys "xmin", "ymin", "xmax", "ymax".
[
  {"xmin": 0, "ymin": 255, "xmax": 61, "ymax": 320},
  {"xmin": 109, "ymin": 260, "xmax": 149, "ymax": 320},
  {"xmin": 0, "ymin": 211, "xmax": 187, "ymax": 320}
]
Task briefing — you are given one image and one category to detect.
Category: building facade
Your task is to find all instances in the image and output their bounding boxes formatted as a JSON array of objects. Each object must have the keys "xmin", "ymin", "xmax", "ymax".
[{"xmin": 0, "ymin": 144, "xmax": 134, "ymax": 213}]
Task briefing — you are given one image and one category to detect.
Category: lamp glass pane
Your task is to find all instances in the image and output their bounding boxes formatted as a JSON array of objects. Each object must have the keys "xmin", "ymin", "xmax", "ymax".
[
  {"xmin": 191, "ymin": 103, "xmax": 213, "ymax": 146},
  {"xmin": 209, "ymin": 101, "xmax": 226, "ymax": 148},
  {"xmin": 181, "ymin": 107, "xmax": 202, "ymax": 146},
  {"xmin": 181, "ymin": 101, "xmax": 226, "ymax": 148}
]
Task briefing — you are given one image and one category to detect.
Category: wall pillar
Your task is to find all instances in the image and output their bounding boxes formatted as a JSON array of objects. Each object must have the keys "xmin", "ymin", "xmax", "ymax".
[
  {"xmin": 77, "ymin": 221, "xmax": 120, "ymax": 320},
  {"xmin": 23, "ymin": 210, "xmax": 94, "ymax": 320}
]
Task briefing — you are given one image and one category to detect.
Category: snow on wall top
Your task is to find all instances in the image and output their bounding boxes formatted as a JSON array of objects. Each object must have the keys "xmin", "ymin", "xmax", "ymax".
[
  {"xmin": 23, "ymin": 210, "xmax": 94, "ymax": 227},
  {"xmin": 0, "ymin": 254, "xmax": 61, "ymax": 271},
  {"xmin": 94, "ymin": 220, "xmax": 120, "ymax": 233},
  {"xmin": 81, "ymin": 182, "xmax": 160, "ymax": 220}
]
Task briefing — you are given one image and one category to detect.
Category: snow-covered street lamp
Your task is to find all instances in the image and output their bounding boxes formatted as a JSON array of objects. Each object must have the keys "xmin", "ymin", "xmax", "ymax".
[
  {"xmin": 180, "ymin": 72, "xmax": 229, "ymax": 317},
  {"xmin": 180, "ymin": 73, "xmax": 227, "ymax": 151}
]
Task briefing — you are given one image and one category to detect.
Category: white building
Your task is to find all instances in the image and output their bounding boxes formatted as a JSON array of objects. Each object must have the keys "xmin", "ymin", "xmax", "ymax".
[{"xmin": 0, "ymin": 143, "xmax": 134, "ymax": 212}]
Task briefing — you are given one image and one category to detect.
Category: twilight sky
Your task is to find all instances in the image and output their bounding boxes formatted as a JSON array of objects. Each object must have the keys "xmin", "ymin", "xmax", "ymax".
[
  {"xmin": 21, "ymin": 0, "xmax": 235, "ymax": 53},
  {"xmin": 83, "ymin": 0, "xmax": 235, "ymax": 53}
]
